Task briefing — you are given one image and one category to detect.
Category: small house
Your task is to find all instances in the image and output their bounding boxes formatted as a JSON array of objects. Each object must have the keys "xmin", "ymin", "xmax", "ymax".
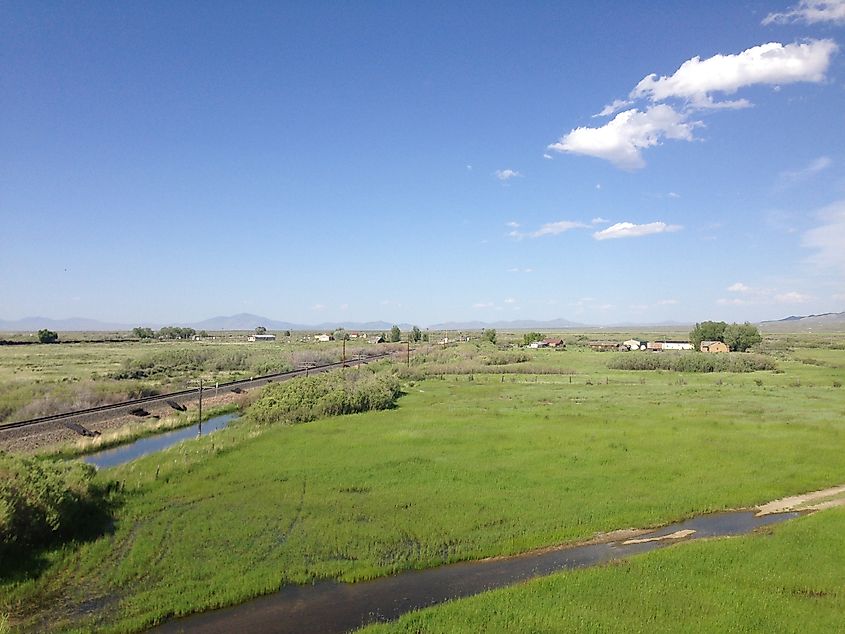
[
  {"xmin": 649, "ymin": 341, "xmax": 693, "ymax": 351},
  {"xmin": 589, "ymin": 341, "xmax": 621, "ymax": 352},
  {"xmin": 662, "ymin": 341, "xmax": 694, "ymax": 351},
  {"xmin": 248, "ymin": 333, "xmax": 276, "ymax": 342},
  {"xmin": 528, "ymin": 341, "xmax": 548, "ymax": 349},
  {"xmin": 542, "ymin": 338, "xmax": 566, "ymax": 349},
  {"xmin": 314, "ymin": 333, "xmax": 333, "ymax": 342},
  {"xmin": 623, "ymin": 339, "xmax": 646, "ymax": 351},
  {"xmin": 700, "ymin": 340, "xmax": 729, "ymax": 353},
  {"xmin": 369, "ymin": 335, "xmax": 386, "ymax": 344}
]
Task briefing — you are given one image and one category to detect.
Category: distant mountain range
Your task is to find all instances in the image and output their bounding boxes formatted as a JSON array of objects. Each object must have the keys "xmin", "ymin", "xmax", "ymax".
[
  {"xmin": 0, "ymin": 313, "xmax": 414, "ymax": 333},
  {"xmin": 759, "ymin": 312, "xmax": 845, "ymax": 333},
  {"xmin": 2, "ymin": 311, "xmax": 842, "ymax": 333}
]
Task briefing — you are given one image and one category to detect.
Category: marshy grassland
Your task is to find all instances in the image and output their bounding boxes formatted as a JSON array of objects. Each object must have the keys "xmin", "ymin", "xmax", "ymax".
[
  {"xmin": 1, "ymin": 333, "xmax": 844, "ymax": 632},
  {"xmin": 0, "ymin": 336, "xmax": 352, "ymax": 424}
]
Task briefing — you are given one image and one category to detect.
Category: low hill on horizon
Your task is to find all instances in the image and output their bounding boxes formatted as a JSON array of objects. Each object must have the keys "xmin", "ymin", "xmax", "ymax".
[{"xmin": 759, "ymin": 312, "xmax": 845, "ymax": 333}]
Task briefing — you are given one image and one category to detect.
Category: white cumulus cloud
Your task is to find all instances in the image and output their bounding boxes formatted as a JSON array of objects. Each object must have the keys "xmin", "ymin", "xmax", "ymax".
[
  {"xmin": 631, "ymin": 40, "xmax": 838, "ymax": 107},
  {"xmin": 550, "ymin": 39, "xmax": 838, "ymax": 169},
  {"xmin": 593, "ymin": 221, "xmax": 682, "ymax": 240},
  {"xmin": 764, "ymin": 0, "xmax": 845, "ymax": 24},
  {"xmin": 548, "ymin": 105, "xmax": 698, "ymax": 169}
]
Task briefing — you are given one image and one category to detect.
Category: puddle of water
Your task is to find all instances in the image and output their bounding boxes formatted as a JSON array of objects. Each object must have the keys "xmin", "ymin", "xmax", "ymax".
[
  {"xmin": 149, "ymin": 510, "xmax": 799, "ymax": 634},
  {"xmin": 83, "ymin": 413, "xmax": 237, "ymax": 469}
]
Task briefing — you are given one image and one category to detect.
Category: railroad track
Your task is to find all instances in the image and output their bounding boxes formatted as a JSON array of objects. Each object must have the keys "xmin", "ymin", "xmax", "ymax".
[{"xmin": 0, "ymin": 352, "xmax": 393, "ymax": 435}]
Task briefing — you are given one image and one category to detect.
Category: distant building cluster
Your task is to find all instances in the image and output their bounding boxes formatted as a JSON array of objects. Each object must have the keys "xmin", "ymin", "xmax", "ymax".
[{"xmin": 585, "ymin": 338, "xmax": 729, "ymax": 352}]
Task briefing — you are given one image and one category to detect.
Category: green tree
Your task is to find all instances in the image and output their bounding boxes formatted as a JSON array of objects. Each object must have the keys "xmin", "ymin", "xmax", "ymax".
[
  {"xmin": 334, "ymin": 328, "xmax": 349, "ymax": 341},
  {"xmin": 723, "ymin": 322, "xmax": 762, "ymax": 352},
  {"xmin": 132, "ymin": 327, "xmax": 154, "ymax": 339},
  {"xmin": 157, "ymin": 326, "xmax": 196, "ymax": 340},
  {"xmin": 689, "ymin": 321, "xmax": 727, "ymax": 349},
  {"xmin": 389, "ymin": 325, "xmax": 401, "ymax": 343},
  {"xmin": 255, "ymin": 326, "xmax": 267, "ymax": 335},
  {"xmin": 283, "ymin": 330, "xmax": 291, "ymax": 337},
  {"xmin": 411, "ymin": 326, "xmax": 422, "ymax": 342},
  {"xmin": 522, "ymin": 332, "xmax": 544, "ymax": 345},
  {"xmin": 37, "ymin": 329, "xmax": 58, "ymax": 344},
  {"xmin": 482, "ymin": 328, "xmax": 497, "ymax": 344}
]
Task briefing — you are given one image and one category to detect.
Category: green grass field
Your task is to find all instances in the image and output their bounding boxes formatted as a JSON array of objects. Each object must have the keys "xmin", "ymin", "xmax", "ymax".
[{"xmin": 2, "ymin": 336, "xmax": 844, "ymax": 632}]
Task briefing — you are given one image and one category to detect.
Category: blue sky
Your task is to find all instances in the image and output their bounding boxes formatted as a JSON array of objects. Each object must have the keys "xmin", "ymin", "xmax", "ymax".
[{"xmin": 2, "ymin": 1, "xmax": 844, "ymax": 326}]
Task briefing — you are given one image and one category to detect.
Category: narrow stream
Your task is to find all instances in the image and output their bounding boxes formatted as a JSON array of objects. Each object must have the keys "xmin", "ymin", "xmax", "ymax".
[
  {"xmin": 83, "ymin": 413, "xmax": 237, "ymax": 469},
  {"xmin": 150, "ymin": 509, "xmax": 799, "ymax": 634}
]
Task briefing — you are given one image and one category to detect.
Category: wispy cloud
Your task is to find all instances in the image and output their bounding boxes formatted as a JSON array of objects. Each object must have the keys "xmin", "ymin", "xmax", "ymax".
[
  {"xmin": 591, "ymin": 217, "xmax": 610, "ymax": 224},
  {"xmin": 509, "ymin": 220, "xmax": 588, "ymax": 239},
  {"xmin": 763, "ymin": 0, "xmax": 845, "ymax": 25},
  {"xmin": 530, "ymin": 221, "xmax": 588, "ymax": 238},
  {"xmin": 507, "ymin": 267, "xmax": 534, "ymax": 273},
  {"xmin": 504, "ymin": 297, "xmax": 517, "ymax": 304},
  {"xmin": 728, "ymin": 282, "xmax": 752, "ymax": 293},
  {"xmin": 311, "ymin": 303, "xmax": 326, "ymax": 311},
  {"xmin": 593, "ymin": 221, "xmax": 681, "ymax": 240},
  {"xmin": 657, "ymin": 298, "xmax": 679, "ymax": 305},
  {"xmin": 506, "ymin": 221, "xmax": 521, "ymax": 228},
  {"xmin": 779, "ymin": 156, "xmax": 832, "ymax": 185},
  {"xmin": 721, "ymin": 282, "xmax": 814, "ymax": 305},
  {"xmin": 472, "ymin": 302, "xmax": 494, "ymax": 309},
  {"xmin": 775, "ymin": 291, "xmax": 813, "ymax": 303},
  {"xmin": 803, "ymin": 199, "xmax": 845, "ymax": 275},
  {"xmin": 594, "ymin": 98, "xmax": 633, "ymax": 117},
  {"xmin": 495, "ymin": 169, "xmax": 522, "ymax": 181}
]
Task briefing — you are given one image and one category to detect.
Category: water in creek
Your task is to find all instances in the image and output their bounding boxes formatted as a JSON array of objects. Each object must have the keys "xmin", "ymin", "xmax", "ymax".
[{"xmin": 83, "ymin": 413, "xmax": 237, "ymax": 469}]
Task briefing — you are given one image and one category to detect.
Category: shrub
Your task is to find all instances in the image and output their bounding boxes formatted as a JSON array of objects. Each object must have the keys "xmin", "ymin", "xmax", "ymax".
[
  {"xmin": 607, "ymin": 352, "xmax": 776, "ymax": 373},
  {"xmin": 246, "ymin": 370, "xmax": 401, "ymax": 426},
  {"xmin": 482, "ymin": 352, "xmax": 530, "ymax": 366},
  {"xmin": 0, "ymin": 453, "xmax": 112, "ymax": 558}
]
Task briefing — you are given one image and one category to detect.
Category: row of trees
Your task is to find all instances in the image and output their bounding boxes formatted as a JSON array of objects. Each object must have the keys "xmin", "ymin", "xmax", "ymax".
[
  {"xmin": 133, "ymin": 326, "xmax": 206, "ymax": 340},
  {"xmin": 689, "ymin": 321, "xmax": 762, "ymax": 352}
]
